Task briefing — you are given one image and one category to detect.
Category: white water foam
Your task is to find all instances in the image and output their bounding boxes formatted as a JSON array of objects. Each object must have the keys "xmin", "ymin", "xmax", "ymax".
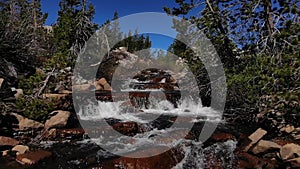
[
  {"xmin": 78, "ymin": 97, "xmax": 222, "ymax": 123},
  {"xmin": 172, "ymin": 140, "xmax": 237, "ymax": 169}
]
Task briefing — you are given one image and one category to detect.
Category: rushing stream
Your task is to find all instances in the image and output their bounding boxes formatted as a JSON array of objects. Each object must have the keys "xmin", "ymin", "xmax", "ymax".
[
  {"xmin": 72, "ymin": 87, "xmax": 237, "ymax": 168},
  {"xmin": 2, "ymin": 80, "xmax": 237, "ymax": 169}
]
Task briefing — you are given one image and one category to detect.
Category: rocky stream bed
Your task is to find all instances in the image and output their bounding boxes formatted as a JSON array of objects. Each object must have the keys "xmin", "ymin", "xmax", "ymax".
[{"xmin": 1, "ymin": 49, "xmax": 300, "ymax": 169}]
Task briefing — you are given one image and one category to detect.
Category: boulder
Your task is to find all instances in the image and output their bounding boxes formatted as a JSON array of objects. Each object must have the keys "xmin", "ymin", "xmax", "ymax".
[
  {"xmin": 99, "ymin": 146, "xmax": 184, "ymax": 169},
  {"xmin": 12, "ymin": 113, "xmax": 44, "ymax": 130},
  {"xmin": 280, "ymin": 143, "xmax": 300, "ymax": 160},
  {"xmin": 244, "ymin": 128, "xmax": 267, "ymax": 152},
  {"xmin": 12, "ymin": 145, "xmax": 29, "ymax": 155},
  {"xmin": 236, "ymin": 152, "xmax": 275, "ymax": 169},
  {"xmin": 251, "ymin": 140, "xmax": 281, "ymax": 154},
  {"xmin": 16, "ymin": 150, "xmax": 52, "ymax": 165},
  {"xmin": 96, "ymin": 78, "xmax": 112, "ymax": 91},
  {"xmin": 287, "ymin": 158, "xmax": 300, "ymax": 168},
  {"xmin": 0, "ymin": 136, "xmax": 19, "ymax": 146},
  {"xmin": 45, "ymin": 110, "xmax": 71, "ymax": 129},
  {"xmin": 112, "ymin": 122, "xmax": 139, "ymax": 136},
  {"xmin": 0, "ymin": 78, "xmax": 4, "ymax": 89},
  {"xmin": 209, "ymin": 132, "xmax": 235, "ymax": 143},
  {"xmin": 280, "ymin": 125, "xmax": 295, "ymax": 133},
  {"xmin": 93, "ymin": 81, "xmax": 103, "ymax": 91}
]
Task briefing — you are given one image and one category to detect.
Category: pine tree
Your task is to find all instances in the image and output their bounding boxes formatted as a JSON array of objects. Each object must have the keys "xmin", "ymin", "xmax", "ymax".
[
  {"xmin": 0, "ymin": 0, "xmax": 48, "ymax": 86},
  {"xmin": 52, "ymin": 0, "xmax": 97, "ymax": 68}
]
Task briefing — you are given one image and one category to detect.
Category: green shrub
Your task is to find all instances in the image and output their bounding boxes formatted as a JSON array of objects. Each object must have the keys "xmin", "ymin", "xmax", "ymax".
[
  {"xmin": 19, "ymin": 73, "xmax": 45, "ymax": 95},
  {"xmin": 16, "ymin": 96, "xmax": 55, "ymax": 121}
]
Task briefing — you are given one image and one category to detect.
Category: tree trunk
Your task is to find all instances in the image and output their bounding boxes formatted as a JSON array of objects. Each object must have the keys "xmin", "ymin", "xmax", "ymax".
[{"xmin": 264, "ymin": 0, "xmax": 274, "ymax": 37}]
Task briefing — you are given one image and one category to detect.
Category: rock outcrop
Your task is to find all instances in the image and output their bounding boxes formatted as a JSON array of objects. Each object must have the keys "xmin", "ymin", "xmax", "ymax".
[
  {"xmin": 0, "ymin": 136, "xmax": 19, "ymax": 147},
  {"xmin": 244, "ymin": 128, "xmax": 267, "ymax": 152},
  {"xmin": 45, "ymin": 110, "xmax": 71, "ymax": 129},
  {"xmin": 12, "ymin": 113, "xmax": 44, "ymax": 130},
  {"xmin": 12, "ymin": 145, "xmax": 29, "ymax": 155},
  {"xmin": 280, "ymin": 143, "xmax": 300, "ymax": 160},
  {"xmin": 16, "ymin": 150, "xmax": 52, "ymax": 165},
  {"xmin": 251, "ymin": 140, "xmax": 281, "ymax": 154}
]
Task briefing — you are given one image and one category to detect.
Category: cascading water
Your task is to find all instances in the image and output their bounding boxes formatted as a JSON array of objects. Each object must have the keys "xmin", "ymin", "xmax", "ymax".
[{"xmin": 75, "ymin": 85, "xmax": 237, "ymax": 167}]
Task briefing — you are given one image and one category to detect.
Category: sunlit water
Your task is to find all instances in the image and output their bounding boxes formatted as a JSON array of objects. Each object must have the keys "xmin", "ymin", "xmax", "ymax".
[{"xmin": 71, "ymin": 95, "xmax": 237, "ymax": 167}]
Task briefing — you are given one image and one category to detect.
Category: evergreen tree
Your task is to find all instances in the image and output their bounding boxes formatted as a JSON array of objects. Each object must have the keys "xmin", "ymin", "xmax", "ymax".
[
  {"xmin": 0, "ymin": 0, "xmax": 48, "ymax": 85},
  {"xmin": 164, "ymin": 0, "xmax": 300, "ymax": 125},
  {"xmin": 52, "ymin": 0, "xmax": 97, "ymax": 68}
]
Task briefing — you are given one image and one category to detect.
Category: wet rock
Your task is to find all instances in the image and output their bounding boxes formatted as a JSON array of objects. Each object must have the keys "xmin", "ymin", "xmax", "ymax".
[
  {"xmin": 151, "ymin": 129, "xmax": 196, "ymax": 144},
  {"xmin": 99, "ymin": 146, "xmax": 184, "ymax": 169},
  {"xmin": 12, "ymin": 145, "xmax": 29, "ymax": 155},
  {"xmin": 16, "ymin": 150, "xmax": 52, "ymax": 165},
  {"xmin": 210, "ymin": 132, "xmax": 235, "ymax": 143},
  {"xmin": 112, "ymin": 122, "xmax": 139, "ymax": 136},
  {"xmin": 244, "ymin": 128, "xmax": 267, "ymax": 152},
  {"xmin": 45, "ymin": 128, "xmax": 85, "ymax": 140},
  {"xmin": 251, "ymin": 140, "xmax": 281, "ymax": 154},
  {"xmin": 280, "ymin": 143, "xmax": 300, "ymax": 160},
  {"xmin": 0, "ymin": 136, "xmax": 19, "ymax": 147},
  {"xmin": 12, "ymin": 113, "xmax": 44, "ymax": 130},
  {"xmin": 45, "ymin": 110, "xmax": 71, "ymax": 129},
  {"xmin": 58, "ymin": 128, "xmax": 85, "ymax": 139}
]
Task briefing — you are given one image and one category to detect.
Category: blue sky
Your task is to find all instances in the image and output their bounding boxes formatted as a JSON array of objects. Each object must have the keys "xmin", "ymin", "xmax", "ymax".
[{"xmin": 41, "ymin": 0, "xmax": 180, "ymax": 50}]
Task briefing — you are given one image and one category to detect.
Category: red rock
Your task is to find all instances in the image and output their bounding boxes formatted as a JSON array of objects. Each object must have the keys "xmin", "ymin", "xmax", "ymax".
[
  {"xmin": 210, "ymin": 133, "xmax": 235, "ymax": 143},
  {"xmin": 98, "ymin": 146, "xmax": 184, "ymax": 169},
  {"xmin": 272, "ymin": 138, "xmax": 298, "ymax": 146},
  {"xmin": 0, "ymin": 136, "xmax": 19, "ymax": 147},
  {"xmin": 112, "ymin": 122, "xmax": 138, "ymax": 136},
  {"xmin": 16, "ymin": 150, "xmax": 52, "ymax": 165},
  {"xmin": 235, "ymin": 152, "xmax": 274, "ymax": 169}
]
